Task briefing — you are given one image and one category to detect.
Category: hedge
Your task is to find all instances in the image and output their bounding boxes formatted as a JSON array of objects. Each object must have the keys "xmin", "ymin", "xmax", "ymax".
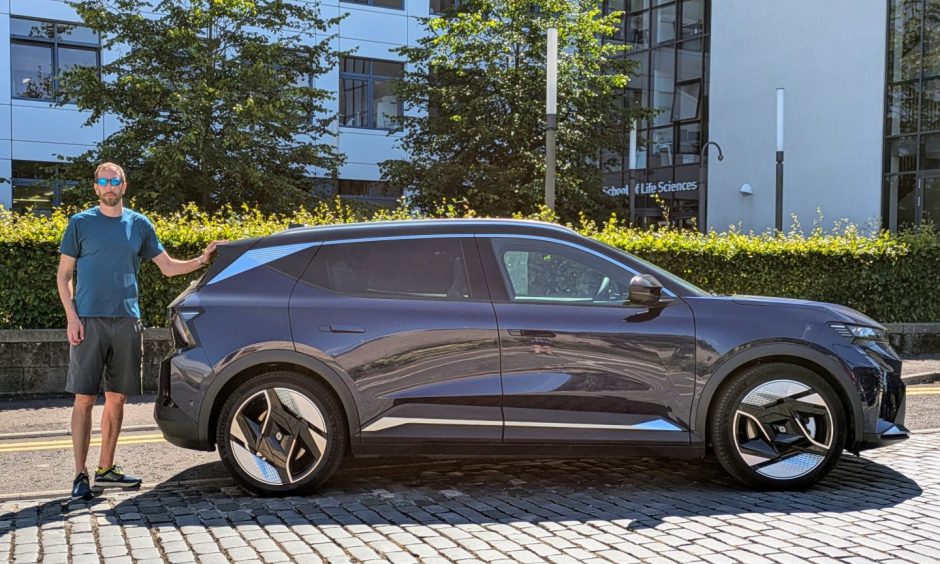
[{"xmin": 1, "ymin": 201, "xmax": 938, "ymax": 328}]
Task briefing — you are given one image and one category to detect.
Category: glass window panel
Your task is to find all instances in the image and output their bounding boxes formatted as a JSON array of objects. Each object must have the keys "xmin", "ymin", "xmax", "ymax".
[
  {"xmin": 924, "ymin": 176, "xmax": 940, "ymax": 225},
  {"xmin": 373, "ymin": 182, "xmax": 402, "ymax": 198},
  {"xmin": 674, "ymin": 81, "xmax": 700, "ymax": 120},
  {"xmin": 602, "ymin": 149, "xmax": 624, "ymax": 173},
  {"xmin": 921, "ymin": 133, "xmax": 940, "ymax": 169},
  {"xmin": 340, "ymin": 79, "xmax": 368, "ymax": 127},
  {"xmin": 56, "ymin": 23, "xmax": 98, "ymax": 45},
  {"xmin": 653, "ymin": 4, "xmax": 676, "ymax": 45},
  {"xmin": 887, "ymin": 0, "xmax": 923, "ymax": 82},
  {"xmin": 10, "ymin": 18, "xmax": 54, "ymax": 40},
  {"xmin": 608, "ymin": 0, "xmax": 626, "ymax": 11},
  {"xmin": 372, "ymin": 79, "xmax": 400, "ymax": 129},
  {"xmin": 320, "ymin": 239, "xmax": 469, "ymax": 300},
  {"xmin": 372, "ymin": 0, "xmax": 404, "ymax": 8},
  {"xmin": 896, "ymin": 175, "xmax": 917, "ymax": 227},
  {"xmin": 652, "ymin": 48, "xmax": 674, "ymax": 126},
  {"xmin": 430, "ymin": 0, "xmax": 457, "ymax": 13},
  {"xmin": 373, "ymin": 61, "xmax": 404, "ymax": 78},
  {"xmin": 12, "ymin": 43, "xmax": 54, "ymax": 99},
  {"xmin": 649, "ymin": 126, "xmax": 673, "ymax": 168},
  {"xmin": 676, "ymin": 122, "xmax": 700, "ymax": 164},
  {"xmin": 885, "ymin": 136, "xmax": 919, "ymax": 173},
  {"xmin": 922, "ymin": 79, "xmax": 940, "ymax": 131},
  {"xmin": 681, "ymin": 0, "xmax": 705, "ymax": 38},
  {"xmin": 625, "ymin": 53, "xmax": 648, "ymax": 128},
  {"xmin": 653, "ymin": 0, "xmax": 674, "ymax": 5},
  {"xmin": 628, "ymin": 0, "xmax": 648, "ymax": 11},
  {"xmin": 887, "ymin": 81, "xmax": 920, "ymax": 135},
  {"xmin": 925, "ymin": 0, "xmax": 940, "ymax": 77},
  {"xmin": 341, "ymin": 57, "xmax": 368, "ymax": 75},
  {"xmin": 338, "ymin": 179, "xmax": 369, "ymax": 196},
  {"xmin": 493, "ymin": 240, "xmax": 631, "ymax": 305},
  {"xmin": 58, "ymin": 47, "xmax": 98, "ymax": 75},
  {"xmin": 677, "ymin": 39, "xmax": 703, "ymax": 81},
  {"xmin": 625, "ymin": 11, "xmax": 649, "ymax": 50},
  {"xmin": 12, "ymin": 182, "xmax": 55, "ymax": 213},
  {"xmin": 12, "ymin": 160, "xmax": 54, "ymax": 179}
]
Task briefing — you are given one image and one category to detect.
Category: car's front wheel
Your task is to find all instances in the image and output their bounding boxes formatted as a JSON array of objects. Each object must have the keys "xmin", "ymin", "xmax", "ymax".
[
  {"xmin": 216, "ymin": 371, "xmax": 346, "ymax": 496},
  {"xmin": 710, "ymin": 363, "xmax": 846, "ymax": 490}
]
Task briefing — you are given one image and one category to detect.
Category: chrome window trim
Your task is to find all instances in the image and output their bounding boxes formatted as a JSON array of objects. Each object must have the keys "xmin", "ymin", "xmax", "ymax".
[{"xmin": 319, "ymin": 232, "xmax": 677, "ymax": 298}]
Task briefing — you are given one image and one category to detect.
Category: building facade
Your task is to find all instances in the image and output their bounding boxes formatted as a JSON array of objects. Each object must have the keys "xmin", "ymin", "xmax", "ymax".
[
  {"xmin": 604, "ymin": 0, "xmax": 933, "ymax": 233},
  {"xmin": 0, "ymin": 0, "xmax": 933, "ymax": 233},
  {"xmin": 0, "ymin": 0, "xmax": 423, "ymax": 212}
]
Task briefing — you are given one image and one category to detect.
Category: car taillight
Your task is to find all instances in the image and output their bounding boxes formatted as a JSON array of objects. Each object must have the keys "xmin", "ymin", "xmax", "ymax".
[{"xmin": 170, "ymin": 309, "xmax": 200, "ymax": 348}]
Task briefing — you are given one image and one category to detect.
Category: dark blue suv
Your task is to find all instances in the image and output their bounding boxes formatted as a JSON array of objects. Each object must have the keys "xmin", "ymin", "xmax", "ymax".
[{"xmin": 155, "ymin": 219, "xmax": 908, "ymax": 495}]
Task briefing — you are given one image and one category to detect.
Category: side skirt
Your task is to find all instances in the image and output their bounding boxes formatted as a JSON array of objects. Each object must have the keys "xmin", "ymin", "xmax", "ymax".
[{"xmin": 350, "ymin": 442, "xmax": 707, "ymax": 459}]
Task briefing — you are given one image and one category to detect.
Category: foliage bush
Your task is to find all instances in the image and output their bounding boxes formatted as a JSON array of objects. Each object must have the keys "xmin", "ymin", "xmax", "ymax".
[{"xmin": 1, "ymin": 201, "xmax": 938, "ymax": 329}]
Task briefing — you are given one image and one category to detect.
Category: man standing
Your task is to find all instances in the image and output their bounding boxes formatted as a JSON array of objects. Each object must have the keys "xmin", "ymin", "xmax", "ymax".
[{"xmin": 56, "ymin": 162, "xmax": 223, "ymax": 500}]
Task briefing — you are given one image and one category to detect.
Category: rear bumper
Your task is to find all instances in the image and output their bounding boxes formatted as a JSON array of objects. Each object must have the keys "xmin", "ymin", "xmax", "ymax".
[{"xmin": 154, "ymin": 354, "xmax": 214, "ymax": 452}]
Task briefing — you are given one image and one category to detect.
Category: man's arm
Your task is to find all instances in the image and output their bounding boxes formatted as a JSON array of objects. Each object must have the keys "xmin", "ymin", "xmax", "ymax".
[
  {"xmin": 57, "ymin": 254, "xmax": 84, "ymax": 345},
  {"xmin": 151, "ymin": 240, "xmax": 224, "ymax": 277}
]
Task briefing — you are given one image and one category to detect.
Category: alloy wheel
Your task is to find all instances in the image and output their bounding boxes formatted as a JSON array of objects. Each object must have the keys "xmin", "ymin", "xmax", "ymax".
[
  {"xmin": 732, "ymin": 379, "xmax": 835, "ymax": 480},
  {"xmin": 228, "ymin": 387, "xmax": 329, "ymax": 485}
]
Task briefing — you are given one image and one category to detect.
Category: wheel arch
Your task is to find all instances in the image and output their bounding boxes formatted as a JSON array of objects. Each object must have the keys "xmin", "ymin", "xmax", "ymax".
[
  {"xmin": 199, "ymin": 350, "xmax": 360, "ymax": 451},
  {"xmin": 693, "ymin": 344, "xmax": 864, "ymax": 450}
]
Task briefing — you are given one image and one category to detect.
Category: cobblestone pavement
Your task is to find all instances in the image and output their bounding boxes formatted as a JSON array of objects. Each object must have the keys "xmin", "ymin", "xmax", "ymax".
[{"xmin": 1, "ymin": 434, "xmax": 938, "ymax": 564}]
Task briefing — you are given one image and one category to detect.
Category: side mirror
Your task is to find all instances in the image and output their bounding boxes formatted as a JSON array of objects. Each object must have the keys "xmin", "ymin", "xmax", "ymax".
[{"xmin": 628, "ymin": 274, "xmax": 664, "ymax": 307}]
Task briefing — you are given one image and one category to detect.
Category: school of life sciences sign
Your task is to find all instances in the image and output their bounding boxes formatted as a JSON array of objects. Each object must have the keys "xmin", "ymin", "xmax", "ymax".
[{"xmin": 603, "ymin": 180, "xmax": 698, "ymax": 197}]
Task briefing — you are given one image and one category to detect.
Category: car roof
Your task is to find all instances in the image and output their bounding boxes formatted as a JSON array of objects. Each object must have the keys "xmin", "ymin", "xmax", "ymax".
[{"xmin": 265, "ymin": 218, "xmax": 583, "ymax": 246}]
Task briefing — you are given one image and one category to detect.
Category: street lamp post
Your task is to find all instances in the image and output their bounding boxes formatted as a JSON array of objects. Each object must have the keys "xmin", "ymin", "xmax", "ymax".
[
  {"xmin": 776, "ymin": 88, "xmax": 785, "ymax": 232},
  {"xmin": 698, "ymin": 141, "xmax": 724, "ymax": 233},
  {"xmin": 545, "ymin": 27, "xmax": 558, "ymax": 212}
]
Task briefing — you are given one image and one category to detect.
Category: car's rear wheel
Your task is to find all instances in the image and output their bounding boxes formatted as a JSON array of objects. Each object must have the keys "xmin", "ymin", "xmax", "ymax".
[
  {"xmin": 710, "ymin": 363, "xmax": 846, "ymax": 490},
  {"xmin": 216, "ymin": 371, "xmax": 346, "ymax": 496}
]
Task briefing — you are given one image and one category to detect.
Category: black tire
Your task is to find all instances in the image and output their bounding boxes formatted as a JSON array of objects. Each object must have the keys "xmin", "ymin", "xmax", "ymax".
[
  {"xmin": 709, "ymin": 363, "xmax": 846, "ymax": 490},
  {"xmin": 216, "ymin": 371, "xmax": 347, "ymax": 496}
]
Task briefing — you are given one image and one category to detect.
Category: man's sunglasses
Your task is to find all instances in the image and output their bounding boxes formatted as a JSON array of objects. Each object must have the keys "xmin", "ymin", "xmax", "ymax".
[{"xmin": 96, "ymin": 177, "xmax": 124, "ymax": 187}]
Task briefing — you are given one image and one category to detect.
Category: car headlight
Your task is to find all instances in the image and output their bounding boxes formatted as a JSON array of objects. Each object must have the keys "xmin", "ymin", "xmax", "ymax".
[{"xmin": 829, "ymin": 322, "xmax": 888, "ymax": 343}]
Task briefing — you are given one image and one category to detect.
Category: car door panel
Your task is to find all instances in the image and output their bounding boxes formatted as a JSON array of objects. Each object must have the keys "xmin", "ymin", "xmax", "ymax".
[
  {"xmin": 478, "ymin": 236, "xmax": 696, "ymax": 445},
  {"xmin": 290, "ymin": 237, "xmax": 503, "ymax": 443}
]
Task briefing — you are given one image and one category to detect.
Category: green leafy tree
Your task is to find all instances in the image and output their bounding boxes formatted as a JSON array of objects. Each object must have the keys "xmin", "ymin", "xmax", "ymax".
[
  {"xmin": 59, "ymin": 0, "xmax": 345, "ymax": 213},
  {"xmin": 380, "ymin": 0, "xmax": 643, "ymax": 220}
]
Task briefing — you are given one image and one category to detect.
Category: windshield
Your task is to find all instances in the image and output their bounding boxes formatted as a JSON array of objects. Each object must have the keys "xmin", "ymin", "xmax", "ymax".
[{"xmin": 594, "ymin": 240, "xmax": 711, "ymax": 297}]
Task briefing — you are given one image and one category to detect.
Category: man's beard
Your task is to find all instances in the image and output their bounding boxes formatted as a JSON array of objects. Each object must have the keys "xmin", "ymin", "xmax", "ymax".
[{"xmin": 99, "ymin": 193, "xmax": 122, "ymax": 207}]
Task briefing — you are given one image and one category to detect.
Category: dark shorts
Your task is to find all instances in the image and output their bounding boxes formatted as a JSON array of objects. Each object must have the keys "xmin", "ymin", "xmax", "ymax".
[{"xmin": 66, "ymin": 317, "xmax": 143, "ymax": 396}]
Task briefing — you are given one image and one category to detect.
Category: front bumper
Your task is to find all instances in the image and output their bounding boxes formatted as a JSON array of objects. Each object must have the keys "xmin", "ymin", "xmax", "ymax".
[{"xmin": 848, "ymin": 341, "xmax": 910, "ymax": 451}]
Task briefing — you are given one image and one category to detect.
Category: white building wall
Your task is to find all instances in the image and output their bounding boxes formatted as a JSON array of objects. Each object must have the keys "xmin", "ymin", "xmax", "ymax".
[
  {"xmin": 707, "ymin": 0, "xmax": 887, "ymax": 233},
  {"xmin": 0, "ymin": 0, "xmax": 425, "ymax": 210}
]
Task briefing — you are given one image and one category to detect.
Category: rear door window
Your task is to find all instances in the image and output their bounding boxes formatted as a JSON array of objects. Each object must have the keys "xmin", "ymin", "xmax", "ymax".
[{"xmin": 302, "ymin": 237, "xmax": 473, "ymax": 301}]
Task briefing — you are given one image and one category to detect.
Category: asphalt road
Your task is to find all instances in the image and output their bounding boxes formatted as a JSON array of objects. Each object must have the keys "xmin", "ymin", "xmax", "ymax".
[{"xmin": 0, "ymin": 384, "xmax": 937, "ymax": 499}]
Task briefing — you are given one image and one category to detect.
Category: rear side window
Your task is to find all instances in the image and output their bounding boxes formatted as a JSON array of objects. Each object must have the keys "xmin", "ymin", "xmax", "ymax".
[{"xmin": 303, "ymin": 238, "xmax": 471, "ymax": 300}]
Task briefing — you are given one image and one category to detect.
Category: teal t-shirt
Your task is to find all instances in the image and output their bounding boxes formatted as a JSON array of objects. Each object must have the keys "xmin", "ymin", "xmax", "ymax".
[{"xmin": 59, "ymin": 207, "xmax": 165, "ymax": 319}]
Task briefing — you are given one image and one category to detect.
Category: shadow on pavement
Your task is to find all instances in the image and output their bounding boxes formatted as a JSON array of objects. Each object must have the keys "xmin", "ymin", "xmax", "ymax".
[{"xmin": 0, "ymin": 452, "xmax": 923, "ymax": 535}]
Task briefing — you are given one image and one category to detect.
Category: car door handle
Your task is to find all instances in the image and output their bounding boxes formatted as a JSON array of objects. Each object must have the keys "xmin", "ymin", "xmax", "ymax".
[
  {"xmin": 319, "ymin": 325, "xmax": 366, "ymax": 334},
  {"xmin": 508, "ymin": 329, "xmax": 556, "ymax": 338}
]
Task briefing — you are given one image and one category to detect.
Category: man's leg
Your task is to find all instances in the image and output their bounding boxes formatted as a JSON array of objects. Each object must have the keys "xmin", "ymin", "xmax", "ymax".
[
  {"xmin": 71, "ymin": 394, "xmax": 97, "ymax": 475},
  {"xmin": 94, "ymin": 318, "xmax": 143, "ymax": 487},
  {"xmin": 97, "ymin": 391, "xmax": 126, "ymax": 470}
]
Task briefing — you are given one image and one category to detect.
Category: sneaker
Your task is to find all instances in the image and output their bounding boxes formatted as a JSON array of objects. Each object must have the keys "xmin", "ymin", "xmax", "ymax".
[
  {"xmin": 94, "ymin": 465, "xmax": 142, "ymax": 489},
  {"xmin": 71, "ymin": 470, "xmax": 93, "ymax": 500}
]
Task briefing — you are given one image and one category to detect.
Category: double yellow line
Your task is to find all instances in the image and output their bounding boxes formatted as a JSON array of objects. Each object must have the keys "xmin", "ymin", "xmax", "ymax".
[
  {"xmin": 907, "ymin": 386, "xmax": 940, "ymax": 396},
  {"xmin": 0, "ymin": 433, "xmax": 166, "ymax": 453}
]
